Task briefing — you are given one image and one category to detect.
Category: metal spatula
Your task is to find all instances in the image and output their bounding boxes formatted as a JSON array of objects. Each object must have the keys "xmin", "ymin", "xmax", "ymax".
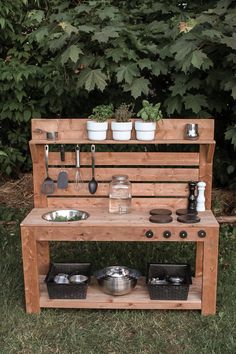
[
  {"xmin": 75, "ymin": 145, "xmax": 83, "ymax": 190},
  {"xmin": 41, "ymin": 144, "xmax": 55, "ymax": 195},
  {"xmin": 57, "ymin": 144, "xmax": 68, "ymax": 189}
]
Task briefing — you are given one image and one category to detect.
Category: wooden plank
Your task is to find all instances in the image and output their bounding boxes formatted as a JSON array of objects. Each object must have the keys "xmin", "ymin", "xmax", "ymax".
[
  {"xmin": 39, "ymin": 276, "xmax": 202, "ymax": 310},
  {"xmin": 30, "ymin": 145, "xmax": 47, "ymax": 207},
  {"xmin": 21, "ymin": 208, "xmax": 219, "ymax": 229},
  {"xmin": 46, "ymin": 196, "xmax": 187, "ymax": 210},
  {"xmin": 48, "ymin": 167, "xmax": 199, "ymax": 182},
  {"xmin": 34, "ymin": 225, "xmax": 217, "ymax": 242},
  {"xmin": 199, "ymin": 145, "xmax": 213, "ymax": 209},
  {"xmin": 31, "ymin": 118, "xmax": 215, "ymax": 141},
  {"xmin": 30, "ymin": 139, "xmax": 216, "ymax": 145},
  {"xmin": 195, "ymin": 242, "xmax": 204, "ymax": 277},
  {"xmin": 201, "ymin": 229, "xmax": 219, "ymax": 315},
  {"xmin": 51, "ymin": 182, "xmax": 189, "ymax": 197},
  {"xmin": 196, "ymin": 144, "xmax": 215, "ymax": 277},
  {"xmin": 21, "ymin": 227, "xmax": 40, "ymax": 313},
  {"xmin": 207, "ymin": 143, "xmax": 215, "ymax": 163},
  {"xmin": 48, "ymin": 152, "xmax": 200, "ymax": 166},
  {"xmin": 37, "ymin": 241, "xmax": 50, "ymax": 275}
]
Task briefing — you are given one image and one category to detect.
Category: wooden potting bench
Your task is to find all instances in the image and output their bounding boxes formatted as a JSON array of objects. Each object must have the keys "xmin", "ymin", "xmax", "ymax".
[{"xmin": 20, "ymin": 118, "xmax": 219, "ymax": 315}]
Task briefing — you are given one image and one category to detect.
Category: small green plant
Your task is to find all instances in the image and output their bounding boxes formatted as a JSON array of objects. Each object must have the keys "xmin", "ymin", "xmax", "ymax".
[
  {"xmin": 89, "ymin": 104, "xmax": 114, "ymax": 122},
  {"xmin": 114, "ymin": 103, "xmax": 133, "ymax": 122},
  {"xmin": 137, "ymin": 100, "xmax": 163, "ymax": 122}
]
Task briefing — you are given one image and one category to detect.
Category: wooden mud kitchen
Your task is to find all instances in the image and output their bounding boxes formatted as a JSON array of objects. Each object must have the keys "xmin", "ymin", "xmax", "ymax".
[{"xmin": 20, "ymin": 118, "xmax": 219, "ymax": 315}]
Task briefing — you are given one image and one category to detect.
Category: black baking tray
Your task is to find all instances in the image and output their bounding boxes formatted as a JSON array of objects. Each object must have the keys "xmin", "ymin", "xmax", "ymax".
[
  {"xmin": 146, "ymin": 263, "xmax": 192, "ymax": 300},
  {"xmin": 45, "ymin": 262, "xmax": 91, "ymax": 299}
]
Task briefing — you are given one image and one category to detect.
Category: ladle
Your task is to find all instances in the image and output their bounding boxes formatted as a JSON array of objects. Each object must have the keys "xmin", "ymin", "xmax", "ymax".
[{"xmin": 88, "ymin": 144, "xmax": 98, "ymax": 194}]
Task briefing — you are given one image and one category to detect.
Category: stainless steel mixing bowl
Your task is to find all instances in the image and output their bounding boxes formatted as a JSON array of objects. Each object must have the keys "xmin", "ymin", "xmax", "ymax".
[
  {"xmin": 94, "ymin": 266, "xmax": 141, "ymax": 296},
  {"xmin": 69, "ymin": 274, "xmax": 88, "ymax": 284}
]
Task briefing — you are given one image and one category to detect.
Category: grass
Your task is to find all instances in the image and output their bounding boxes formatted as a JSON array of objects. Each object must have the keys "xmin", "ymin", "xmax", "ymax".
[{"xmin": 0, "ymin": 206, "xmax": 236, "ymax": 354}]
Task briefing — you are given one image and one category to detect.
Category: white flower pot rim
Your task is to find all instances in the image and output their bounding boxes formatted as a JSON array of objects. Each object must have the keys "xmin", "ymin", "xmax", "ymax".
[
  {"xmin": 111, "ymin": 121, "xmax": 133, "ymax": 131},
  {"xmin": 135, "ymin": 121, "xmax": 156, "ymax": 132},
  {"xmin": 87, "ymin": 120, "xmax": 108, "ymax": 131}
]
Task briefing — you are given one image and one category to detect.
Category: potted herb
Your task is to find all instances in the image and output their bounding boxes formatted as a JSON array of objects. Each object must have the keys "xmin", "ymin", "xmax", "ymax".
[
  {"xmin": 111, "ymin": 103, "xmax": 133, "ymax": 141},
  {"xmin": 87, "ymin": 104, "xmax": 114, "ymax": 140},
  {"xmin": 135, "ymin": 100, "xmax": 163, "ymax": 140}
]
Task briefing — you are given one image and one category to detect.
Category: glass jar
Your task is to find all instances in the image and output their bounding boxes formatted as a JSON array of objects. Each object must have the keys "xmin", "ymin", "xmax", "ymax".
[{"xmin": 109, "ymin": 175, "xmax": 132, "ymax": 214}]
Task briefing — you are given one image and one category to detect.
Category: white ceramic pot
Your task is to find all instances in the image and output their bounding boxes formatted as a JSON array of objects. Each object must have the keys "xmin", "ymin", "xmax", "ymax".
[
  {"xmin": 111, "ymin": 121, "xmax": 133, "ymax": 141},
  {"xmin": 87, "ymin": 120, "xmax": 108, "ymax": 140},
  {"xmin": 135, "ymin": 121, "xmax": 156, "ymax": 141}
]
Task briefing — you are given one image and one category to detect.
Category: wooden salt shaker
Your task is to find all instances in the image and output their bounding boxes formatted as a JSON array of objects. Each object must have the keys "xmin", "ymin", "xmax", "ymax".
[{"xmin": 197, "ymin": 181, "xmax": 206, "ymax": 212}]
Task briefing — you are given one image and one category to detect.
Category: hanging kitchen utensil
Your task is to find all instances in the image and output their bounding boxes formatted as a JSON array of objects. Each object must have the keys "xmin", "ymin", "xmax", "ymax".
[
  {"xmin": 88, "ymin": 144, "xmax": 98, "ymax": 194},
  {"xmin": 41, "ymin": 144, "xmax": 55, "ymax": 195},
  {"xmin": 57, "ymin": 144, "xmax": 68, "ymax": 189},
  {"xmin": 75, "ymin": 145, "xmax": 83, "ymax": 190}
]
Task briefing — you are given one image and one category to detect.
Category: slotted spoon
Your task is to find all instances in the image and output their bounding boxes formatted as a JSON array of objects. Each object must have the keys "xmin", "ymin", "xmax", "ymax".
[
  {"xmin": 41, "ymin": 144, "xmax": 55, "ymax": 195},
  {"xmin": 57, "ymin": 144, "xmax": 68, "ymax": 189}
]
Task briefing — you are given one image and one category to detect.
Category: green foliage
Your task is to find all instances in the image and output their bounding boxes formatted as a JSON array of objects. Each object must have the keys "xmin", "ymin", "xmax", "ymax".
[
  {"xmin": 213, "ymin": 146, "xmax": 236, "ymax": 189},
  {"xmin": 114, "ymin": 103, "xmax": 133, "ymax": 122},
  {"xmin": 89, "ymin": 104, "xmax": 114, "ymax": 122},
  {"xmin": 0, "ymin": 0, "xmax": 236, "ymax": 184},
  {"xmin": 225, "ymin": 125, "xmax": 236, "ymax": 150},
  {"xmin": 137, "ymin": 100, "xmax": 163, "ymax": 122}
]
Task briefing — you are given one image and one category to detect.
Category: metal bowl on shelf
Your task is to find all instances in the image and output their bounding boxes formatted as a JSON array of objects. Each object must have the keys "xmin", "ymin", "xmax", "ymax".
[
  {"xmin": 94, "ymin": 266, "xmax": 141, "ymax": 296},
  {"xmin": 53, "ymin": 273, "xmax": 70, "ymax": 284},
  {"xmin": 69, "ymin": 274, "xmax": 89, "ymax": 284},
  {"xmin": 42, "ymin": 209, "xmax": 89, "ymax": 222}
]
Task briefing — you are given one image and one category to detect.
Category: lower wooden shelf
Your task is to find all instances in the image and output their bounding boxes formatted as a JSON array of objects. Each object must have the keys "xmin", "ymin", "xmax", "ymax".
[{"xmin": 39, "ymin": 276, "xmax": 202, "ymax": 310}]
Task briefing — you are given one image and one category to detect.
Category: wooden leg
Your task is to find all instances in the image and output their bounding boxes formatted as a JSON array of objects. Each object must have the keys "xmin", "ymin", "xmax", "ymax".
[
  {"xmin": 21, "ymin": 227, "xmax": 40, "ymax": 314},
  {"xmin": 201, "ymin": 230, "xmax": 219, "ymax": 315},
  {"xmin": 37, "ymin": 241, "xmax": 50, "ymax": 275},
  {"xmin": 195, "ymin": 242, "xmax": 203, "ymax": 277}
]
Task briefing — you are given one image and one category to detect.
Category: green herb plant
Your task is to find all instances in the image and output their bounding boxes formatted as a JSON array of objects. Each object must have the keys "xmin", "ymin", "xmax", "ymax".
[
  {"xmin": 89, "ymin": 104, "xmax": 114, "ymax": 122},
  {"xmin": 114, "ymin": 103, "xmax": 133, "ymax": 122},
  {"xmin": 137, "ymin": 100, "xmax": 163, "ymax": 122}
]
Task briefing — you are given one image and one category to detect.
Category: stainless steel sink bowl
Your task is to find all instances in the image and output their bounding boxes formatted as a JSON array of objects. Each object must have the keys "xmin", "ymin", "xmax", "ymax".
[{"xmin": 42, "ymin": 209, "xmax": 89, "ymax": 222}]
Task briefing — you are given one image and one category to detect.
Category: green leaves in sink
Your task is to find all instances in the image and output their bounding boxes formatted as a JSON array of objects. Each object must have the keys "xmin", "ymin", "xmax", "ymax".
[{"xmin": 53, "ymin": 215, "xmax": 81, "ymax": 222}]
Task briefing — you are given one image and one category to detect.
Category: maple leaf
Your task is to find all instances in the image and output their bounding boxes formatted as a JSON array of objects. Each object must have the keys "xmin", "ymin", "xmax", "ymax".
[
  {"xmin": 124, "ymin": 77, "xmax": 150, "ymax": 98},
  {"xmin": 184, "ymin": 94, "xmax": 208, "ymax": 113},
  {"xmin": 191, "ymin": 50, "xmax": 208, "ymax": 69},
  {"xmin": 77, "ymin": 68, "xmax": 108, "ymax": 91},
  {"xmin": 61, "ymin": 45, "xmax": 83, "ymax": 65},
  {"xmin": 116, "ymin": 64, "xmax": 139, "ymax": 84}
]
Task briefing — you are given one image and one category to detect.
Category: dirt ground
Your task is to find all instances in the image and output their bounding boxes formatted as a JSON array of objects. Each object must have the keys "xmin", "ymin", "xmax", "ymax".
[
  {"xmin": 0, "ymin": 173, "xmax": 34, "ymax": 211},
  {"xmin": 0, "ymin": 173, "xmax": 235, "ymax": 218}
]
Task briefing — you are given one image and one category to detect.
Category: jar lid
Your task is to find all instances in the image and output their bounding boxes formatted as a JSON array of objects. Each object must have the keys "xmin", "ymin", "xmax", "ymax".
[{"xmin": 112, "ymin": 175, "xmax": 129, "ymax": 181}]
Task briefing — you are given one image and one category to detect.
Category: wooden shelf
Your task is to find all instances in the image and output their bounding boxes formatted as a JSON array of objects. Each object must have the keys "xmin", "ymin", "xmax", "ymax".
[
  {"xmin": 30, "ymin": 139, "xmax": 216, "ymax": 145},
  {"xmin": 39, "ymin": 276, "xmax": 202, "ymax": 310}
]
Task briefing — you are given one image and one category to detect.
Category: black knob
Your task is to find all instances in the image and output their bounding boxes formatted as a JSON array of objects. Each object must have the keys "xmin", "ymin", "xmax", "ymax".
[
  {"xmin": 163, "ymin": 231, "xmax": 171, "ymax": 238},
  {"xmin": 198, "ymin": 230, "xmax": 206, "ymax": 238},
  {"xmin": 179, "ymin": 231, "xmax": 187, "ymax": 239},
  {"xmin": 145, "ymin": 230, "xmax": 154, "ymax": 238}
]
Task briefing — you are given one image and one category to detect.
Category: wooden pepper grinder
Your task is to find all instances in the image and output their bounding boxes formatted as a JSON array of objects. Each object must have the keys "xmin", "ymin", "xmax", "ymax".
[
  {"xmin": 197, "ymin": 181, "xmax": 206, "ymax": 212},
  {"xmin": 176, "ymin": 181, "xmax": 198, "ymax": 216},
  {"xmin": 187, "ymin": 181, "xmax": 197, "ymax": 214},
  {"xmin": 176, "ymin": 181, "xmax": 200, "ymax": 223}
]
